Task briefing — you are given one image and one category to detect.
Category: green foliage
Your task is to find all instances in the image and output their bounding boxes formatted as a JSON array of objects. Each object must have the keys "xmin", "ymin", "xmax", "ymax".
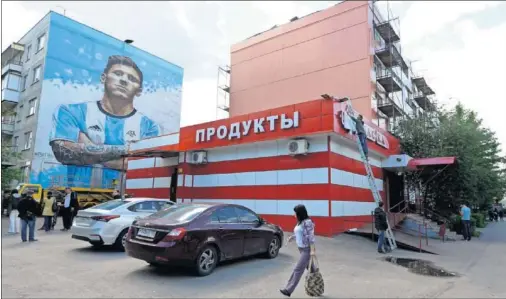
[
  {"xmin": 471, "ymin": 213, "xmax": 486, "ymax": 228},
  {"xmin": 1, "ymin": 144, "xmax": 22, "ymax": 190},
  {"xmin": 395, "ymin": 102, "xmax": 506, "ymax": 216}
]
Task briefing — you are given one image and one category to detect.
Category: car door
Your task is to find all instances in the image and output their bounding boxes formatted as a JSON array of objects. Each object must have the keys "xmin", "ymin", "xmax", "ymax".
[
  {"xmin": 235, "ymin": 207, "xmax": 267, "ymax": 256},
  {"xmin": 210, "ymin": 207, "xmax": 244, "ymax": 260}
]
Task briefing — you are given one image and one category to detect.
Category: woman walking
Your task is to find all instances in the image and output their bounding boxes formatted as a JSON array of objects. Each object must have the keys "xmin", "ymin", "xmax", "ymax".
[
  {"xmin": 41, "ymin": 192, "xmax": 56, "ymax": 232},
  {"xmin": 280, "ymin": 204, "xmax": 317, "ymax": 297}
]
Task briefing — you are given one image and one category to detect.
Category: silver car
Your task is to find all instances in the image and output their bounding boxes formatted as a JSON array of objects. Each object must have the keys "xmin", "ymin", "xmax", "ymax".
[{"xmin": 71, "ymin": 198, "xmax": 174, "ymax": 250}]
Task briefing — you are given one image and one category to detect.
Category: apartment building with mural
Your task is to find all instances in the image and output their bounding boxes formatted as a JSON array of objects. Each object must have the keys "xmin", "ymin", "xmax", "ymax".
[{"xmin": 1, "ymin": 11, "xmax": 184, "ymax": 189}]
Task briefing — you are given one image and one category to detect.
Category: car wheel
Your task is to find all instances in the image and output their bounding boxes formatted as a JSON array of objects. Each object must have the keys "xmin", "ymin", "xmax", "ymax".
[
  {"xmin": 114, "ymin": 229, "xmax": 129, "ymax": 251},
  {"xmin": 264, "ymin": 235, "xmax": 280, "ymax": 259},
  {"xmin": 195, "ymin": 245, "xmax": 218, "ymax": 276}
]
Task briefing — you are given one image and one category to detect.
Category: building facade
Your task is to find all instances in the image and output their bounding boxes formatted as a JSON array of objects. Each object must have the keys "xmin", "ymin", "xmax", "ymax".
[
  {"xmin": 1, "ymin": 11, "xmax": 184, "ymax": 189},
  {"xmin": 227, "ymin": 1, "xmax": 436, "ymax": 133}
]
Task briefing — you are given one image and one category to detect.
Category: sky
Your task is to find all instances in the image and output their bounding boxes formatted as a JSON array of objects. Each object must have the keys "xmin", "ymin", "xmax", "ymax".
[{"xmin": 1, "ymin": 1, "xmax": 505, "ymax": 155}]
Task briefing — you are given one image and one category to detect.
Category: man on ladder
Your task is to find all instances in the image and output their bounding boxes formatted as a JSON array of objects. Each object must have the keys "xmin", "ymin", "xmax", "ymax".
[{"xmin": 323, "ymin": 94, "xmax": 397, "ymax": 252}]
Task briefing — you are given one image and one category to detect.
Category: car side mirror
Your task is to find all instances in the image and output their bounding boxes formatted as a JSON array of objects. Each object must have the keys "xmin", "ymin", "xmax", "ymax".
[{"xmin": 257, "ymin": 218, "xmax": 265, "ymax": 225}]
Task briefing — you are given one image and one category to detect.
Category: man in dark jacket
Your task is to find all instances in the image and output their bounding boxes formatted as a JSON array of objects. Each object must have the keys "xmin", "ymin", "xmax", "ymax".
[
  {"xmin": 17, "ymin": 190, "xmax": 39, "ymax": 242},
  {"xmin": 61, "ymin": 187, "xmax": 79, "ymax": 231},
  {"xmin": 374, "ymin": 201, "xmax": 390, "ymax": 253}
]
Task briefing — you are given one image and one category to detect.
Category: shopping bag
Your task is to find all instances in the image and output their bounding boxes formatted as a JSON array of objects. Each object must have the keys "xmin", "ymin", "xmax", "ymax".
[{"xmin": 305, "ymin": 255, "xmax": 324, "ymax": 297}]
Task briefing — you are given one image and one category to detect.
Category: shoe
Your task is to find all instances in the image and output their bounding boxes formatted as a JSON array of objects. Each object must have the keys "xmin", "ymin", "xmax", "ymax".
[
  {"xmin": 22, "ymin": 240, "xmax": 27, "ymax": 242},
  {"xmin": 279, "ymin": 289, "xmax": 291, "ymax": 297},
  {"xmin": 378, "ymin": 250, "xmax": 385, "ymax": 254},
  {"xmin": 29, "ymin": 239, "xmax": 38, "ymax": 242},
  {"xmin": 60, "ymin": 228, "xmax": 67, "ymax": 231}
]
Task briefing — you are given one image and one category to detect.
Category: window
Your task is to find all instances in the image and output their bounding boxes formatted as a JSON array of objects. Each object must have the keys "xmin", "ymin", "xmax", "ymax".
[
  {"xmin": 129, "ymin": 201, "xmax": 158, "ymax": 213},
  {"xmin": 24, "ymin": 131, "xmax": 32, "ymax": 150},
  {"xmin": 1, "ymin": 77, "xmax": 6, "ymax": 90},
  {"xmin": 146, "ymin": 205, "xmax": 208, "ymax": 223},
  {"xmin": 211, "ymin": 207, "xmax": 239, "ymax": 224},
  {"xmin": 154, "ymin": 201, "xmax": 174, "ymax": 211},
  {"xmin": 20, "ymin": 167, "xmax": 29, "ymax": 183},
  {"xmin": 93, "ymin": 200, "xmax": 130, "ymax": 210},
  {"xmin": 28, "ymin": 98, "xmax": 37, "ymax": 116},
  {"xmin": 37, "ymin": 34, "xmax": 45, "ymax": 51},
  {"xmin": 33, "ymin": 66, "xmax": 41, "ymax": 83},
  {"xmin": 25, "ymin": 45, "xmax": 32, "ymax": 61},
  {"xmin": 13, "ymin": 136, "xmax": 19, "ymax": 148},
  {"xmin": 25, "ymin": 186, "xmax": 40, "ymax": 194},
  {"xmin": 6, "ymin": 74, "xmax": 21, "ymax": 90},
  {"xmin": 22, "ymin": 75, "xmax": 28, "ymax": 91},
  {"xmin": 235, "ymin": 207, "xmax": 259, "ymax": 223}
]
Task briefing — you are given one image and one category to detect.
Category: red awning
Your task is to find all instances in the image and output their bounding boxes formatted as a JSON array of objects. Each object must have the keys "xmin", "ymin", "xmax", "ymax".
[{"xmin": 407, "ymin": 156, "xmax": 456, "ymax": 170}]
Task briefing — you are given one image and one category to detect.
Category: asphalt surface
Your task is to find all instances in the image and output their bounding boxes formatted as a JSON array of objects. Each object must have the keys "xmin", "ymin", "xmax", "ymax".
[{"xmin": 1, "ymin": 216, "xmax": 505, "ymax": 298}]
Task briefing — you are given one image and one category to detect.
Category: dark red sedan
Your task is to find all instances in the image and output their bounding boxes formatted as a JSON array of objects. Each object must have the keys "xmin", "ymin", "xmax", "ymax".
[{"xmin": 125, "ymin": 202, "xmax": 284, "ymax": 276}]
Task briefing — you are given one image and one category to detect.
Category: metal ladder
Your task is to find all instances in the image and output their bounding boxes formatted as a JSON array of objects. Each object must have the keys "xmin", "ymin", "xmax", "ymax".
[{"xmin": 341, "ymin": 97, "xmax": 397, "ymax": 250}]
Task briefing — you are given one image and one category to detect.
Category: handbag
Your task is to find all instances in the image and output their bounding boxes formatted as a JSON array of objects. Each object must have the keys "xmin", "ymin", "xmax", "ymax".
[{"xmin": 305, "ymin": 255, "xmax": 324, "ymax": 297}]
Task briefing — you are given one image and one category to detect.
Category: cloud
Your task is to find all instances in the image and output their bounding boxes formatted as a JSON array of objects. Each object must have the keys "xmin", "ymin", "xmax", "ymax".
[{"xmin": 400, "ymin": 1, "xmax": 501, "ymax": 46}]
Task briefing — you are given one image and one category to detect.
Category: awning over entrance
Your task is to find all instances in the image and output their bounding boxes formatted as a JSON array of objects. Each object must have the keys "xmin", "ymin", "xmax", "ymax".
[
  {"xmin": 382, "ymin": 154, "xmax": 457, "ymax": 173},
  {"xmin": 406, "ymin": 157, "xmax": 456, "ymax": 171},
  {"xmin": 122, "ymin": 150, "xmax": 179, "ymax": 159}
]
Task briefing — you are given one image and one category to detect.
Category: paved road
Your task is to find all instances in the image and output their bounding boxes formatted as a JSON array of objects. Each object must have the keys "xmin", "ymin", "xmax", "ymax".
[{"xmin": 1, "ymin": 217, "xmax": 505, "ymax": 298}]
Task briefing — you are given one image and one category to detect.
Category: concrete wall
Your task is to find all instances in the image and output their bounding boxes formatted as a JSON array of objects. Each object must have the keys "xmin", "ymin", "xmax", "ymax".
[{"xmin": 229, "ymin": 1, "xmax": 374, "ymax": 120}]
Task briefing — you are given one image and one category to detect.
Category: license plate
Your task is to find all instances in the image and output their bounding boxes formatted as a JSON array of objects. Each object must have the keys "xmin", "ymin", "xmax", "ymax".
[{"xmin": 137, "ymin": 228, "xmax": 156, "ymax": 239}]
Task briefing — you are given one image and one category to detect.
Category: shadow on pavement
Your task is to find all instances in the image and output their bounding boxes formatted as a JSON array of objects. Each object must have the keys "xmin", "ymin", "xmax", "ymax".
[{"xmin": 124, "ymin": 252, "xmax": 294, "ymax": 287}]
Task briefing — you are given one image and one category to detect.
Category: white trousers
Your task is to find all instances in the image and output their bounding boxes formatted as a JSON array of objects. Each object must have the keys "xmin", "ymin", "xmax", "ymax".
[{"xmin": 8, "ymin": 210, "xmax": 20, "ymax": 233}]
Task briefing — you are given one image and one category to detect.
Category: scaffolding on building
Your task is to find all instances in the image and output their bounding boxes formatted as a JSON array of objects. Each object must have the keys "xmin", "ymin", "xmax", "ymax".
[
  {"xmin": 370, "ymin": 0, "xmax": 436, "ymax": 134},
  {"xmin": 215, "ymin": 65, "xmax": 231, "ymax": 119}
]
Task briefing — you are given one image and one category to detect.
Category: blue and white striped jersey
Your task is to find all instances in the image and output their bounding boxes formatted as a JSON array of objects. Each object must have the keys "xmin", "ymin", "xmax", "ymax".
[{"xmin": 50, "ymin": 101, "xmax": 160, "ymax": 187}]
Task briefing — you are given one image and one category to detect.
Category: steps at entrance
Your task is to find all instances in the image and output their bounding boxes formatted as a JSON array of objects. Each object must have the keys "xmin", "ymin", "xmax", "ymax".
[{"xmin": 400, "ymin": 213, "xmax": 457, "ymax": 241}]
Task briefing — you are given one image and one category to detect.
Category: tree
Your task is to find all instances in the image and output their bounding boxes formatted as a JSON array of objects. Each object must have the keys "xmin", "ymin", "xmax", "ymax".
[
  {"xmin": 395, "ymin": 103, "xmax": 506, "ymax": 216},
  {"xmin": 1, "ymin": 143, "xmax": 22, "ymax": 190}
]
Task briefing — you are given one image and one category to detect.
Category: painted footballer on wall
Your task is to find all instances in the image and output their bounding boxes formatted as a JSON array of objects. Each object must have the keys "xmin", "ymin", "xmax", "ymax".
[{"xmin": 30, "ymin": 12, "xmax": 184, "ymax": 189}]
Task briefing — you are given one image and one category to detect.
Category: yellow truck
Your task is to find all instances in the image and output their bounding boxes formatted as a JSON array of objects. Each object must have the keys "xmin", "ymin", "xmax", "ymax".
[{"xmin": 15, "ymin": 183, "xmax": 116, "ymax": 211}]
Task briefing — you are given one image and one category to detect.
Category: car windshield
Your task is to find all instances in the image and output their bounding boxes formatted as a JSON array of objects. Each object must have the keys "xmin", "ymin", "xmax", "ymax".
[
  {"xmin": 92, "ymin": 200, "xmax": 130, "ymax": 210},
  {"xmin": 146, "ymin": 205, "xmax": 208, "ymax": 223}
]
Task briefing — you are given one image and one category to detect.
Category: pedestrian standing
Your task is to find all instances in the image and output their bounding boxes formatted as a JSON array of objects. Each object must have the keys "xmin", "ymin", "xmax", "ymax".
[
  {"xmin": 41, "ymin": 191, "xmax": 56, "ymax": 232},
  {"xmin": 61, "ymin": 187, "xmax": 79, "ymax": 231},
  {"xmin": 280, "ymin": 204, "xmax": 317, "ymax": 297},
  {"xmin": 460, "ymin": 202, "xmax": 472, "ymax": 241},
  {"xmin": 374, "ymin": 201, "xmax": 391, "ymax": 253},
  {"xmin": 17, "ymin": 190, "xmax": 39, "ymax": 242},
  {"xmin": 7, "ymin": 190, "xmax": 21, "ymax": 234}
]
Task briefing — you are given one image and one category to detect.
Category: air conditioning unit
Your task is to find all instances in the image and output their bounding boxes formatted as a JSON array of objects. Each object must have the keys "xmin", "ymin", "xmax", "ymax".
[
  {"xmin": 287, "ymin": 139, "xmax": 309, "ymax": 155},
  {"xmin": 189, "ymin": 151, "xmax": 207, "ymax": 164}
]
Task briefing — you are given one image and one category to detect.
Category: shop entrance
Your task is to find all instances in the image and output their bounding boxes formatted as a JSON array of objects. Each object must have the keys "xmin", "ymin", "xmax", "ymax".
[
  {"xmin": 170, "ymin": 168, "xmax": 178, "ymax": 203},
  {"xmin": 387, "ymin": 171, "xmax": 405, "ymax": 212}
]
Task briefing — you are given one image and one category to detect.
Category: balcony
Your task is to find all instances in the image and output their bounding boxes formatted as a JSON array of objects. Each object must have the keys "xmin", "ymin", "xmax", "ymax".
[
  {"xmin": 375, "ymin": 43, "xmax": 408, "ymax": 71},
  {"xmin": 412, "ymin": 77, "xmax": 435, "ymax": 96},
  {"xmin": 1, "ymin": 43, "xmax": 24, "ymax": 69},
  {"xmin": 375, "ymin": 20, "xmax": 400, "ymax": 43},
  {"xmin": 377, "ymin": 96, "xmax": 404, "ymax": 118},
  {"xmin": 2, "ymin": 61, "xmax": 23, "ymax": 76},
  {"xmin": 413, "ymin": 92, "xmax": 436, "ymax": 111},
  {"xmin": 1, "ymin": 120, "xmax": 15, "ymax": 135},
  {"xmin": 1, "ymin": 88, "xmax": 20, "ymax": 106},
  {"xmin": 376, "ymin": 69, "xmax": 402, "ymax": 92}
]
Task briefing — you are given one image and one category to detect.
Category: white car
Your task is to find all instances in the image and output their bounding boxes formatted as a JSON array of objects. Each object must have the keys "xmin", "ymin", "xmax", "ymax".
[{"xmin": 71, "ymin": 198, "xmax": 174, "ymax": 250}]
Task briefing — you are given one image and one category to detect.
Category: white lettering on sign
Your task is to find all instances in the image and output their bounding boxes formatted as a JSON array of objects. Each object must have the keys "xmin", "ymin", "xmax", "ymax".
[
  {"xmin": 338, "ymin": 102, "xmax": 389, "ymax": 149},
  {"xmin": 195, "ymin": 111, "xmax": 300, "ymax": 143}
]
